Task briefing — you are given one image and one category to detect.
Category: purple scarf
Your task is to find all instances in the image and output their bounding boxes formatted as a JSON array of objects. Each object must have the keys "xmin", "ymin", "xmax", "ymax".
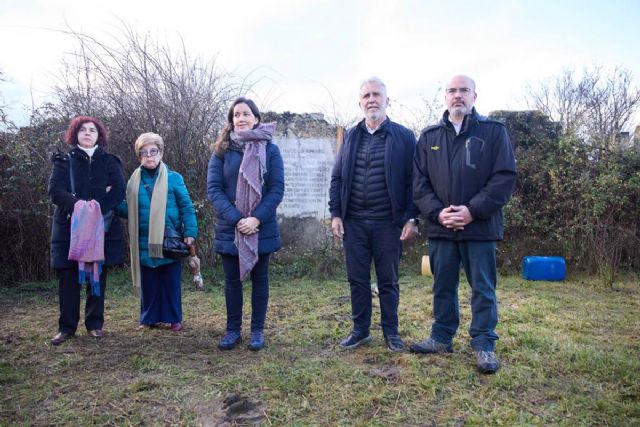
[
  {"xmin": 232, "ymin": 122, "xmax": 276, "ymax": 280},
  {"xmin": 68, "ymin": 200, "xmax": 105, "ymax": 296}
]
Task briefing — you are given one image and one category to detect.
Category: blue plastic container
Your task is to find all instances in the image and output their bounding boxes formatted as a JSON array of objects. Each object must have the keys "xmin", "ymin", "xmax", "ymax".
[{"xmin": 522, "ymin": 256, "xmax": 566, "ymax": 281}]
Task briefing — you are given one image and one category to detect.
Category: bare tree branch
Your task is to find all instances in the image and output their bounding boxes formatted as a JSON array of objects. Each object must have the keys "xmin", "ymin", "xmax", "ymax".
[{"xmin": 527, "ymin": 65, "xmax": 640, "ymax": 160}]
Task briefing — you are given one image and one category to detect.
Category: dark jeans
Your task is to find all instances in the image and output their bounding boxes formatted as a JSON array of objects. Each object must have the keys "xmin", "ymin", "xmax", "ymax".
[
  {"xmin": 343, "ymin": 219, "xmax": 402, "ymax": 337},
  {"xmin": 428, "ymin": 239, "xmax": 499, "ymax": 351},
  {"xmin": 221, "ymin": 254, "xmax": 270, "ymax": 333},
  {"xmin": 57, "ymin": 266, "xmax": 108, "ymax": 334}
]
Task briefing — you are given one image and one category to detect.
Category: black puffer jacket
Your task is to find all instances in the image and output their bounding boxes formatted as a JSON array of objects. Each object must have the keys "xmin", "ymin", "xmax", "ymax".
[
  {"xmin": 347, "ymin": 126, "xmax": 392, "ymax": 220},
  {"xmin": 329, "ymin": 118, "xmax": 418, "ymax": 227},
  {"xmin": 48, "ymin": 146, "xmax": 126, "ymax": 269},
  {"xmin": 413, "ymin": 108, "xmax": 517, "ymax": 241}
]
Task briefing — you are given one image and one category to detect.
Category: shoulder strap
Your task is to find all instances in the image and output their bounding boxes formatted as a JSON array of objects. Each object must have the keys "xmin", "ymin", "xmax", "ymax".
[{"xmin": 68, "ymin": 155, "xmax": 76, "ymax": 196}]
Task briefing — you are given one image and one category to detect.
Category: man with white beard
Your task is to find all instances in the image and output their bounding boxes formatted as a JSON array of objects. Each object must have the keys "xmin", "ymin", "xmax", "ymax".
[{"xmin": 329, "ymin": 77, "xmax": 419, "ymax": 352}]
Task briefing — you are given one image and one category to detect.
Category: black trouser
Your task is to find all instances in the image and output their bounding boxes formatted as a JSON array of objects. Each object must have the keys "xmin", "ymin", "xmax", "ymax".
[
  {"xmin": 343, "ymin": 219, "xmax": 402, "ymax": 338},
  {"xmin": 57, "ymin": 266, "xmax": 108, "ymax": 334}
]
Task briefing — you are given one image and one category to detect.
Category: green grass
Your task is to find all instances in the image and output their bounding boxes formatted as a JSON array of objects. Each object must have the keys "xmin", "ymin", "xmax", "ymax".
[{"xmin": 0, "ymin": 268, "xmax": 638, "ymax": 426}]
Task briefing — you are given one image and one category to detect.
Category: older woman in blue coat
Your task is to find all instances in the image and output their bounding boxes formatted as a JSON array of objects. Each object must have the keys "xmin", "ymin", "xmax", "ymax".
[
  {"xmin": 118, "ymin": 132, "xmax": 198, "ymax": 332},
  {"xmin": 207, "ymin": 97, "xmax": 284, "ymax": 351}
]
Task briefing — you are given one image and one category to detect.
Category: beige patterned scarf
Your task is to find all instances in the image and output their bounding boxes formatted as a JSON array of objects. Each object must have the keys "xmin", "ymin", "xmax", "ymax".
[{"xmin": 126, "ymin": 163, "xmax": 168, "ymax": 291}]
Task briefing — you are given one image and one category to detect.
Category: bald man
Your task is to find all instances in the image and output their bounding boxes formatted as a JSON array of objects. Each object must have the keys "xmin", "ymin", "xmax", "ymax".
[{"xmin": 411, "ymin": 75, "xmax": 517, "ymax": 374}]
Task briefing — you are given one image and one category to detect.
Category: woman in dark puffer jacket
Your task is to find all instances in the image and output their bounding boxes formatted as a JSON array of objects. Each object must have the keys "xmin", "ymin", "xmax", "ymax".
[{"xmin": 207, "ymin": 97, "xmax": 284, "ymax": 351}]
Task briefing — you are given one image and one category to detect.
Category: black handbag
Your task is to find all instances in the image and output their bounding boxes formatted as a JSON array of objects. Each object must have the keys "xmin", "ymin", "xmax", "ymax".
[{"xmin": 162, "ymin": 224, "xmax": 190, "ymax": 259}]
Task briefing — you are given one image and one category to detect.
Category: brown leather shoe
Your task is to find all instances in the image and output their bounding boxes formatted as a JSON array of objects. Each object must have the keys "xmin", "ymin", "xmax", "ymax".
[
  {"xmin": 51, "ymin": 332, "xmax": 74, "ymax": 346},
  {"xmin": 88, "ymin": 329, "xmax": 105, "ymax": 339}
]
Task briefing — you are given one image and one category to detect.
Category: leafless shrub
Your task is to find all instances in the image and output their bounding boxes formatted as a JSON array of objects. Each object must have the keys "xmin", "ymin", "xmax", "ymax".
[
  {"xmin": 314, "ymin": 85, "xmax": 359, "ymax": 130},
  {"xmin": 524, "ymin": 66, "xmax": 640, "ymax": 282},
  {"xmin": 586, "ymin": 223, "xmax": 639, "ymax": 287},
  {"xmin": 527, "ymin": 66, "xmax": 640, "ymax": 159},
  {"xmin": 0, "ymin": 106, "xmax": 66, "ymax": 284},
  {"xmin": 391, "ymin": 90, "xmax": 443, "ymax": 137},
  {"xmin": 52, "ymin": 24, "xmax": 250, "ymax": 262},
  {"xmin": 0, "ymin": 70, "xmax": 17, "ymax": 133}
]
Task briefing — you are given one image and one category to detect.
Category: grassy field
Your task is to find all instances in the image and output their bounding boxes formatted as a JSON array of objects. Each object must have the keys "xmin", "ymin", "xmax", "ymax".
[{"xmin": 1, "ymin": 268, "xmax": 638, "ymax": 426}]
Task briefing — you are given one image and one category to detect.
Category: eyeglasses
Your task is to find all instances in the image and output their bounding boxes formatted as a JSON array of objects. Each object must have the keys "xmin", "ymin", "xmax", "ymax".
[
  {"xmin": 139, "ymin": 148, "xmax": 160, "ymax": 157},
  {"xmin": 445, "ymin": 88, "xmax": 473, "ymax": 95}
]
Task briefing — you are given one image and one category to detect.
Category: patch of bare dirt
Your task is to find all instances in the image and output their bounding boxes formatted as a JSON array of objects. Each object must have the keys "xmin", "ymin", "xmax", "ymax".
[
  {"xmin": 194, "ymin": 393, "xmax": 266, "ymax": 426},
  {"xmin": 368, "ymin": 366, "xmax": 401, "ymax": 382}
]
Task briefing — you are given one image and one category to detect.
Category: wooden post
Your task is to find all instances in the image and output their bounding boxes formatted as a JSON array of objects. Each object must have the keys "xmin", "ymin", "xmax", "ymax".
[{"xmin": 336, "ymin": 126, "xmax": 344, "ymax": 151}]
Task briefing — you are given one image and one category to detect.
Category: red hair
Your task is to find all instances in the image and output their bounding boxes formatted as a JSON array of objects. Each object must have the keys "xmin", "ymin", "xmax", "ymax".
[{"xmin": 64, "ymin": 116, "xmax": 109, "ymax": 147}]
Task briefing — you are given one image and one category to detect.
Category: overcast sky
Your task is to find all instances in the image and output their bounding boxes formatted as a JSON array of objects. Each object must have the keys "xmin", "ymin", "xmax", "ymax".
[{"xmin": 1, "ymin": 0, "xmax": 639, "ymax": 127}]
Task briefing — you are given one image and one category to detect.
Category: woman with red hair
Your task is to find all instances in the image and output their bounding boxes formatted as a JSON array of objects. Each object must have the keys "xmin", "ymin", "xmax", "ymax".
[{"xmin": 48, "ymin": 116, "xmax": 126, "ymax": 345}]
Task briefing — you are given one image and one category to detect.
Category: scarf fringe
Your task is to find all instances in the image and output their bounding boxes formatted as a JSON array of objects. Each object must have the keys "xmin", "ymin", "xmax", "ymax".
[{"xmin": 78, "ymin": 261, "xmax": 103, "ymax": 296}]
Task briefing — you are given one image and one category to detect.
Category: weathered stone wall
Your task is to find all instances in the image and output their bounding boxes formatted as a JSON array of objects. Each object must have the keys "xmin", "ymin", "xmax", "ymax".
[
  {"xmin": 266, "ymin": 112, "xmax": 338, "ymax": 222},
  {"xmin": 263, "ymin": 111, "xmax": 337, "ymax": 138},
  {"xmin": 263, "ymin": 112, "xmax": 338, "ymax": 251}
]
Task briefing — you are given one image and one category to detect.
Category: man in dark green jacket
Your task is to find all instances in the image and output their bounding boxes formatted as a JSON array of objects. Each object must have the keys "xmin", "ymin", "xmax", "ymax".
[{"xmin": 411, "ymin": 75, "xmax": 517, "ymax": 374}]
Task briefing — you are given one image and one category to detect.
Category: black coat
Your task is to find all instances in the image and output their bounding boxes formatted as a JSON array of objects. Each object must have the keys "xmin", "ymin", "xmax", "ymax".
[
  {"xmin": 48, "ymin": 146, "xmax": 126, "ymax": 269},
  {"xmin": 413, "ymin": 108, "xmax": 517, "ymax": 241}
]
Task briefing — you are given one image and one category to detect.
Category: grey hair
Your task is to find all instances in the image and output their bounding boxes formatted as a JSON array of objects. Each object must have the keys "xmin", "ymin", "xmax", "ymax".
[
  {"xmin": 360, "ymin": 76, "xmax": 387, "ymax": 95},
  {"xmin": 134, "ymin": 132, "xmax": 164, "ymax": 157}
]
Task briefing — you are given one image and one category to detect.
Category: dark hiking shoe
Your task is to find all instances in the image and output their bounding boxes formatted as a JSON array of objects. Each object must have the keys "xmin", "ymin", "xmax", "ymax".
[
  {"xmin": 475, "ymin": 351, "xmax": 500, "ymax": 374},
  {"xmin": 340, "ymin": 333, "xmax": 372, "ymax": 349},
  {"xmin": 385, "ymin": 335, "xmax": 406, "ymax": 352},
  {"xmin": 410, "ymin": 337, "xmax": 453, "ymax": 354}
]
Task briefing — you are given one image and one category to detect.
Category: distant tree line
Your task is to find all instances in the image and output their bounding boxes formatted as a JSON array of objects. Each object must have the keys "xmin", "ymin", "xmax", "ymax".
[{"xmin": 0, "ymin": 28, "xmax": 638, "ymax": 286}]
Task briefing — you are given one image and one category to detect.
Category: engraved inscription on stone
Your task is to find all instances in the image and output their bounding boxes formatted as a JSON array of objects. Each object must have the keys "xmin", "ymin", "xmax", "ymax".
[{"xmin": 276, "ymin": 137, "xmax": 336, "ymax": 219}]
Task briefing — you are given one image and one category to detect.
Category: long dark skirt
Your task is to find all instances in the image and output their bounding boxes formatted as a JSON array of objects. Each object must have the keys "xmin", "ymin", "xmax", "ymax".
[{"xmin": 140, "ymin": 261, "xmax": 182, "ymax": 325}]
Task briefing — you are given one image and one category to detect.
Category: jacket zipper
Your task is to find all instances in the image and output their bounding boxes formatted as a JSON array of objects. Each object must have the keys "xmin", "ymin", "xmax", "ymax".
[{"xmin": 364, "ymin": 134, "xmax": 371, "ymax": 209}]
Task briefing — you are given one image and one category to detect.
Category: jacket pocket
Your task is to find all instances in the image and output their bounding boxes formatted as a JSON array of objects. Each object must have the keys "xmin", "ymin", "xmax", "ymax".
[{"xmin": 464, "ymin": 137, "xmax": 485, "ymax": 170}]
